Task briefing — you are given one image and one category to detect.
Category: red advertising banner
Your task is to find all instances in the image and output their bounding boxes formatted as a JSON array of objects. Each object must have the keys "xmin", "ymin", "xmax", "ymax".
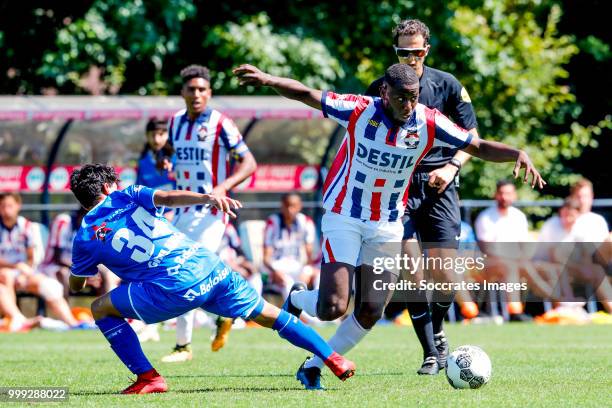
[
  {"xmin": 234, "ymin": 164, "xmax": 320, "ymax": 192},
  {"xmin": 0, "ymin": 164, "xmax": 319, "ymax": 193},
  {"xmin": 0, "ymin": 166, "xmax": 137, "ymax": 192}
]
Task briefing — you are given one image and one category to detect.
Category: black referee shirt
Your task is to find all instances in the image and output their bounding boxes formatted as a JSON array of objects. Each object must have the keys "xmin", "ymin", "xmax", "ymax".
[{"xmin": 365, "ymin": 65, "xmax": 477, "ymax": 171}]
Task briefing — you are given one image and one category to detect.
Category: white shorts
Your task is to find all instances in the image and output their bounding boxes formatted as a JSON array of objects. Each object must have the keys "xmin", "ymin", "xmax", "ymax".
[
  {"xmin": 320, "ymin": 211, "xmax": 403, "ymax": 268},
  {"xmin": 172, "ymin": 209, "xmax": 226, "ymax": 253}
]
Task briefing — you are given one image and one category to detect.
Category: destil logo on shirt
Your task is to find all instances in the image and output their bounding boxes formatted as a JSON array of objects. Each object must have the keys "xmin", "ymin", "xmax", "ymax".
[
  {"xmin": 175, "ymin": 147, "xmax": 210, "ymax": 163},
  {"xmin": 356, "ymin": 142, "xmax": 415, "ymax": 170}
]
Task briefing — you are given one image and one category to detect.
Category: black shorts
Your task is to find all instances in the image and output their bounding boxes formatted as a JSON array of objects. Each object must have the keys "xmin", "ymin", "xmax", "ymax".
[{"xmin": 403, "ymin": 171, "xmax": 461, "ymax": 249}]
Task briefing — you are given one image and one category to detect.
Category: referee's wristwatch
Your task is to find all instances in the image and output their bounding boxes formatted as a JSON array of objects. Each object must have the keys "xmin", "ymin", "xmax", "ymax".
[{"xmin": 449, "ymin": 158, "xmax": 462, "ymax": 173}]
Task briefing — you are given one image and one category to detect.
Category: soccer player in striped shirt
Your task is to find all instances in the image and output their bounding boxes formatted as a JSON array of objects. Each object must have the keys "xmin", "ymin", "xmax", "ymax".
[
  {"xmin": 365, "ymin": 19, "xmax": 483, "ymax": 375},
  {"xmin": 234, "ymin": 62, "xmax": 545, "ymax": 389},
  {"xmin": 161, "ymin": 65, "xmax": 257, "ymax": 362}
]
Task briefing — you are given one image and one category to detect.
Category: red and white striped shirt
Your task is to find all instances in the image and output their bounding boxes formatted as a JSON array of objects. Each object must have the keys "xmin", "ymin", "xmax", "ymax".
[
  {"xmin": 264, "ymin": 213, "xmax": 315, "ymax": 261},
  {"xmin": 0, "ymin": 216, "xmax": 35, "ymax": 264},
  {"xmin": 321, "ymin": 91, "xmax": 472, "ymax": 222},
  {"xmin": 41, "ymin": 213, "xmax": 74, "ymax": 267},
  {"xmin": 168, "ymin": 107, "xmax": 249, "ymax": 214}
]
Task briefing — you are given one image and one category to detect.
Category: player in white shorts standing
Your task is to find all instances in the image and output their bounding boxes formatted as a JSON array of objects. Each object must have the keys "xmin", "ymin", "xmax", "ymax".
[
  {"xmin": 234, "ymin": 62, "xmax": 545, "ymax": 389},
  {"xmin": 161, "ymin": 65, "xmax": 257, "ymax": 363}
]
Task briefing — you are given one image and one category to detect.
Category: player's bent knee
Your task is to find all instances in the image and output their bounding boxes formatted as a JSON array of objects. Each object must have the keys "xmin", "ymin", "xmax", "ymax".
[
  {"xmin": 250, "ymin": 300, "xmax": 278, "ymax": 328},
  {"xmin": 90, "ymin": 299, "xmax": 103, "ymax": 320},
  {"xmin": 355, "ymin": 303, "xmax": 384, "ymax": 329},
  {"xmin": 317, "ymin": 299, "xmax": 347, "ymax": 321},
  {"xmin": 0, "ymin": 269, "xmax": 13, "ymax": 285},
  {"xmin": 38, "ymin": 277, "xmax": 63, "ymax": 301},
  {"xmin": 90, "ymin": 296, "xmax": 112, "ymax": 320}
]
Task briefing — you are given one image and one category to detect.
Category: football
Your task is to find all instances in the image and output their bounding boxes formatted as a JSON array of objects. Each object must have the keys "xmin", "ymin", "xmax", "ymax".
[{"xmin": 446, "ymin": 345, "xmax": 492, "ymax": 389}]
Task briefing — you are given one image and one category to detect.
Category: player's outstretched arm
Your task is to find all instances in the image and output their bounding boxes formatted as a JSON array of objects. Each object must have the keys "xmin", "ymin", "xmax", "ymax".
[
  {"xmin": 232, "ymin": 64, "xmax": 323, "ymax": 110},
  {"xmin": 462, "ymin": 139, "xmax": 546, "ymax": 189},
  {"xmin": 154, "ymin": 190, "xmax": 243, "ymax": 218}
]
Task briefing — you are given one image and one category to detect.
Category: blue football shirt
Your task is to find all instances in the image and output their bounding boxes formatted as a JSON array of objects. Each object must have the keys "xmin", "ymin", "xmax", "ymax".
[
  {"xmin": 136, "ymin": 150, "xmax": 176, "ymax": 190},
  {"xmin": 71, "ymin": 185, "xmax": 220, "ymax": 291}
]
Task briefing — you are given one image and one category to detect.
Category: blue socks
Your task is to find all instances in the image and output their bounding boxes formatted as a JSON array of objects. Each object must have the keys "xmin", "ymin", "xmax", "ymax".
[
  {"xmin": 96, "ymin": 316, "xmax": 153, "ymax": 375},
  {"xmin": 272, "ymin": 309, "xmax": 333, "ymax": 361}
]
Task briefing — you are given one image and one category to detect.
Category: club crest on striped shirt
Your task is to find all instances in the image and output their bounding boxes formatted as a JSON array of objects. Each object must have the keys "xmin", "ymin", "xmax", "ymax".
[
  {"xmin": 405, "ymin": 133, "xmax": 419, "ymax": 148},
  {"xmin": 197, "ymin": 125, "xmax": 209, "ymax": 141}
]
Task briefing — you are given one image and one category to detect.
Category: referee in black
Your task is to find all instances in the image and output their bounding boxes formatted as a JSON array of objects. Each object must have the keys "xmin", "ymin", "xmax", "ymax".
[{"xmin": 365, "ymin": 19, "xmax": 479, "ymax": 375}]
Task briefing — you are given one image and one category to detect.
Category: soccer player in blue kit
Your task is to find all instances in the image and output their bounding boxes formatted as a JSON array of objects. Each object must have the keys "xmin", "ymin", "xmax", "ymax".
[{"xmin": 68, "ymin": 164, "xmax": 355, "ymax": 394}]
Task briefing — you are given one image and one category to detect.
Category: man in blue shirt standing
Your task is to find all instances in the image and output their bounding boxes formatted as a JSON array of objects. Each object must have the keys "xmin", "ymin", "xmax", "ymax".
[{"xmin": 68, "ymin": 164, "xmax": 355, "ymax": 394}]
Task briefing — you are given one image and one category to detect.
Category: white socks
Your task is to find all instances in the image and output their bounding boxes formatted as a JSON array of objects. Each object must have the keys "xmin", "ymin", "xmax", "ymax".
[
  {"xmin": 304, "ymin": 313, "xmax": 369, "ymax": 369},
  {"xmin": 290, "ymin": 289, "xmax": 319, "ymax": 318},
  {"xmin": 176, "ymin": 309, "xmax": 195, "ymax": 346}
]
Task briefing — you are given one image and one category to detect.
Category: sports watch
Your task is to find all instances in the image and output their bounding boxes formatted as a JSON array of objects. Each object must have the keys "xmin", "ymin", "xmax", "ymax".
[{"xmin": 449, "ymin": 158, "xmax": 462, "ymax": 172}]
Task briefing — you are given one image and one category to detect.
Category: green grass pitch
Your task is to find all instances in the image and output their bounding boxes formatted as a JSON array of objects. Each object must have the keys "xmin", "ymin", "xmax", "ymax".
[{"xmin": 1, "ymin": 323, "xmax": 610, "ymax": 407}]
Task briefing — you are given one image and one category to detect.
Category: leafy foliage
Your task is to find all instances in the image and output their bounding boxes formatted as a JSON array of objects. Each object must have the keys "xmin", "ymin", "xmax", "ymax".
[
  {"xmin": 1, "ymin": 0, "xmax": 609, "ymax": 198},
  {"xmin": 38, "ymin": 0, "xmax": 196, "ymax": 94},
  {"xmin": 203, "ymin": 13, "xmax": 344, "ymax": 94},
  {"xmin": 449, "ymin": 1, "xmax": 609, "ymax": 197}
]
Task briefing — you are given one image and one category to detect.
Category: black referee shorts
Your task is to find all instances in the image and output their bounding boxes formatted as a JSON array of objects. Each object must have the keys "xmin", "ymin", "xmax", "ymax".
[{"xmin": 403, "ymin": 171, "xmax": 461, "ymax": 249}]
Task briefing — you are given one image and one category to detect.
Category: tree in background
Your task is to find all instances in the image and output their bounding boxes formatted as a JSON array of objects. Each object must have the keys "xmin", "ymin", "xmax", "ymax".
[
  {"xmin": 449, "ymin": 0, "xmax": 610, "ymax": 198},
  {"xmin": 37, "ymin": 0, "xmax": 196, "ymax": 95},
  {"xmin": 203, "ymin": 13, "xmax": 344, "ymax": 94},
  {"xmin": 0, "ymin": 0, "xmax": 609, "ymax": 200}
]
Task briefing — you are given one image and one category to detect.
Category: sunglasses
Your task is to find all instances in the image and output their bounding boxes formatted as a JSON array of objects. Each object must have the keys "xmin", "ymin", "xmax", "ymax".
[{"xmin": 394, "ymin": 46, "xmax": 427, "ymax": 59}]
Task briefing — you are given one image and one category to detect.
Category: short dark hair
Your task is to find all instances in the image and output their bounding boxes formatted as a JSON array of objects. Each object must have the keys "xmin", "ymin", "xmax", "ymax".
[
  {"xmin": 180, "ymin": 65, "xmax": 211, "ymax": 84},
  {"xmin": 146, "ymin": 117, "xmax": 168, "ymax": 133},
  {"xmin": 281, "ymin": 192, "xmax": 301, "ymax": 204},
  {"xmin": 496, "ymin": 179, "xmax": 515, "ymax": 191},
  {"xmin": 0, "ymin": 192, "xmax": 22, "ymax": 204},
  {"xmin": 70, "ymin": 164, "xmax": 119, "ymax": 209},
  {"xmin": 384, "ymin": 63, "xmax": 419, "ymax": 89},
  {"xmin": 393, "ymin": 19, "xmax": 430, "ymax": 46}
]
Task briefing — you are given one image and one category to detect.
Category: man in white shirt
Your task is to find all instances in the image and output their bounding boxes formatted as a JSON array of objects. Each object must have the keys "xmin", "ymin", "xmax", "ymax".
[
  {"xmin": 537, "ymin": 195, "xmax": 612, "ymax": 313},
  {"xmin": 475, "ymin": 180, "xmax": 531, "ymax": 321},
  {"xmin": 0, "ymin": 193, "xmax": 82, "ymax": 331},
  {"xmin": 569, "ymin": 178, "xmax": 609, "ymax": 242}
]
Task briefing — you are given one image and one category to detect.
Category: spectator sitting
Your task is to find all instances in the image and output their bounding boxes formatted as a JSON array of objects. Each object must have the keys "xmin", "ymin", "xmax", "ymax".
[
  {"xmin": 474, "ymin": 180, "xmax": 533, "ymax": 321},
  {"xmin": 535, "ymin": 197, "xmax": 612, "ymax": 313},
  {"xmin": 263, "ymin": 193, "xmax": 319, "ymax": 299},
  {"xmin": 0, "ymin": 192, "xmax": 84, "ymax": 331},
  {"xmin": 39, "ymin": 208, "xmax": 119, "ymax": 297},
  {"xmin": 219, "ymin": 222, "xmax": 262, "ymax": 295},
  {"xmin": 569, "ymin": 178, "xmax": 609, "ymax": 242}
]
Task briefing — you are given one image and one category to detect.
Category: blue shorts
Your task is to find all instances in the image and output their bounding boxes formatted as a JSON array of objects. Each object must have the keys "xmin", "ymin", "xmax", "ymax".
[{"xmin": 110, "ymin": 262, "xmax": 264, "ymax": 324}]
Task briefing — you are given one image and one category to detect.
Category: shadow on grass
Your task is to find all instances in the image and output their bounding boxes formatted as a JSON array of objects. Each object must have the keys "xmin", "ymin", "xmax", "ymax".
[
  {"xmin": 166, "ymin": 371, "xmax": 403, "ymax": 379},
  {"xmin": 72, "ymin": 386, "xmax": 311, "ymax": 396},
  {"xmin": 70, "ymin": 372, "xmax": 405, "ymax": 396},
  {"xmin": 70, "ymin": 371, "xmax": 405, "ymax": 396}
]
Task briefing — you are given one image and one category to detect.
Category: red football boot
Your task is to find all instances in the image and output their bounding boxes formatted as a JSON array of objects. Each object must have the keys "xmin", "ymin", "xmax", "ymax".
[
  {"xmin": 323, "ymin": 352, "xmax": 356, "ymax": 381},
  {"xmin": 121, "ymin": 369, "xmax": 168, "ymax": 394}
]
